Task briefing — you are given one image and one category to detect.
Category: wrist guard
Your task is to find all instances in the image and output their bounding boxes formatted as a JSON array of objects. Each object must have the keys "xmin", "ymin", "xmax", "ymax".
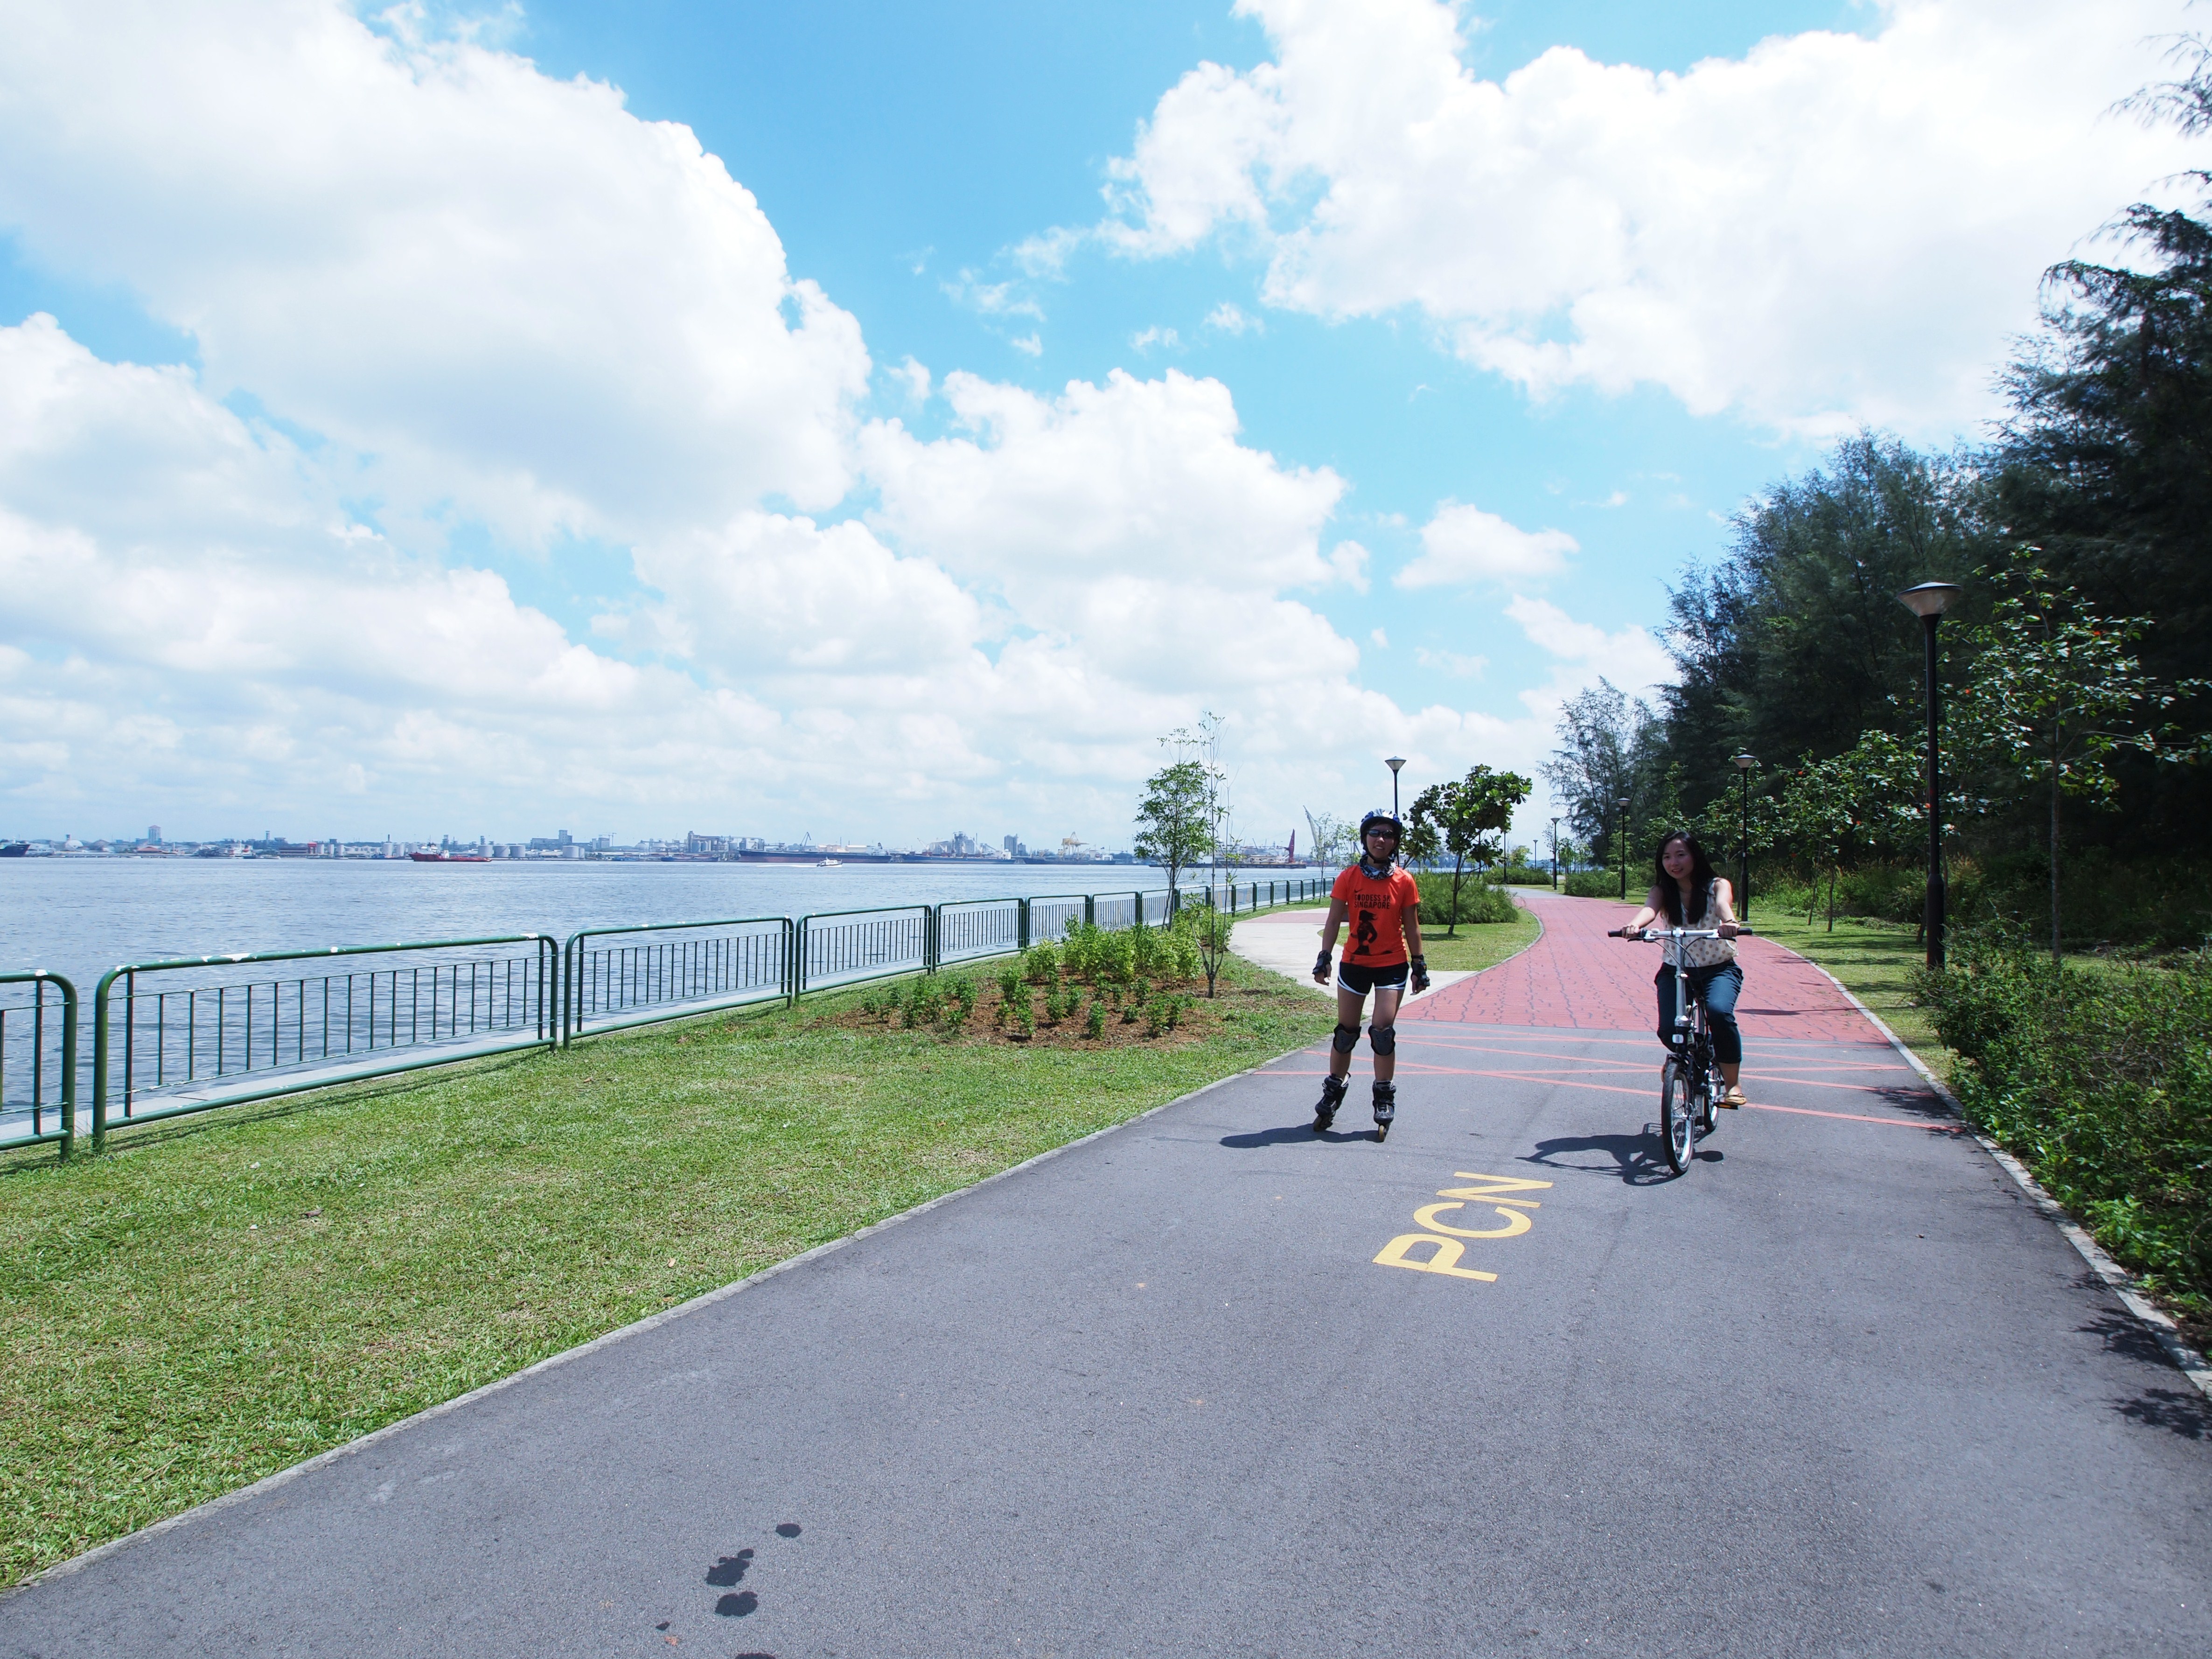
[
  {"xmin": 1410, "ymin": 955, "xmax": 1430, "ymax": 992},
  {"xmin": 1313, "ymin": 949, "xmax": 1333, "ymax": 981}
]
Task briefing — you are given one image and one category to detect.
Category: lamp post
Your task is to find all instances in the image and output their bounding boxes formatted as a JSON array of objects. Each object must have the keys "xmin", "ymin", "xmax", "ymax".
[
  {"xmin": 1549, "ymin": 816, "xmax": 1560, "ymax": 892},
  {"xmin": 1732, "ymin": 753, "xmax": 1757, "ymax": 923},
  {"xmin": 1616, "ymin": 795, "xmax": 1631, "ymax": 899},
  {"xmin": 1386, "ymin": 756, "xmax": 1406, "ymax": 822},
  {"xmin": 1897, "ymin": 581, "xmax": 1963, "ymax": 970}
]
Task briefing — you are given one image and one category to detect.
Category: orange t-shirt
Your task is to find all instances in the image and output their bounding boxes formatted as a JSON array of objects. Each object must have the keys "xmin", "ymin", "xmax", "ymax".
[{"xmin": 1332, "ymin": 864, "xmax": 1422, "ymax": 968}]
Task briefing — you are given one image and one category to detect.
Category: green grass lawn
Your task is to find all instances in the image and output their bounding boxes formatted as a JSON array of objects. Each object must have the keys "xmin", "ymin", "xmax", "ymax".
[
  {"xmin": 1417, "ymin": 902, "xmax": 1542, "ymax": 973},
  {"xmin": 1749, "ymin": 909, "xmax": 1952, "ymax": 1078},
  {"xmin": 0, "ymin": 956, "xmax": 1332, "ymax": 1589}
]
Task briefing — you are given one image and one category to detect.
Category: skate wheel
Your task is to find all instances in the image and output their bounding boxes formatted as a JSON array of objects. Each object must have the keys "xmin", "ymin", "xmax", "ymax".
[{"xmin": 1374, "ymin": 1123, "xmax": 1389, "ymax": 1142}]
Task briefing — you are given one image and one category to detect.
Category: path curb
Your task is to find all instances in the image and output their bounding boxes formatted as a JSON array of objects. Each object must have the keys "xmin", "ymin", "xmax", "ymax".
[
  {"xmin": 6, "ymin": 1045, "xmax": 1310, "ymax": 1597},
  {"xmin": 1779, "ymin": 944, "xmax": 2212, "ymax": 1404}
]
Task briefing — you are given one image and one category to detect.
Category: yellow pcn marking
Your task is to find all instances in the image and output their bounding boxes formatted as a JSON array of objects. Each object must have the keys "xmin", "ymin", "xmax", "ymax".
[
  {"xmin": 1411, "ymin": 1201, "xmax": 1531, "ymax": 1239},
  {"xmin": 1373, "ymin": 1234, "xmax": 1499, "ymax": 1281},
  {"xmin": 1371, "ymin": 1173, "xmax": 1554, "ymax": 1287}
]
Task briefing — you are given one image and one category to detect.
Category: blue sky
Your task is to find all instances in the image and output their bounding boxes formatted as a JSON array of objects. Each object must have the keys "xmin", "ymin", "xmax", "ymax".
[{"xmin": 0, "ymin": 0, "xmax": 2194, "ymax": 848}]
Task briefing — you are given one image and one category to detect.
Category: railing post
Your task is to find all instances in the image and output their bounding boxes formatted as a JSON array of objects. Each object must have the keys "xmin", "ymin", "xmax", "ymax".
[
  {"xmin": 1134, "ymin": 891, "xmax": 1145, "ymax": 929},
  {"xmin": 928, "ymin": 906, "xmax": 940, "ymax": 973},
  {"xmin": 791, "ymin": 917, "xmax": 806, "ymax": 1007},
  {"xmin": 1018, "ymin": 899, "xmax": 1031, "ymax": 953},
  {"xmin": 1084, "ymin": 894, "xmax": 1096, "ymax": 927},
  {"xmin": 56, "ymin": 974, "xmax": 77, "ymax": 1161}
]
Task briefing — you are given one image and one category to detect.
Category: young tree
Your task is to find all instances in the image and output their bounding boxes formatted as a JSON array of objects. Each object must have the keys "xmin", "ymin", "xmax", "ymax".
[
  {"xmin": 1136, "ymin": 716, "xmax": 1229, "ymax": 899},
  {"xmin": 1952, "ymin": 555, "xmax": 2205, "ymax": 960},
  {"xmin": 1134, "ymin": 760, "xmax": 1214, "ymax": 892},
  {"xmin": 1302, "ymin": 809, "xmax": 1354, "ymax": 870},
  {"xmin": 1407, "ymin": 766, "xmax": 1535, "ymax": 937}
]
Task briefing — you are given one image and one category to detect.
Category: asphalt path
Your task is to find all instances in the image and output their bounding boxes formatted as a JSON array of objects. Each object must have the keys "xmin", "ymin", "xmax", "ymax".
[{"xmin": 9, "ymin": 896, "xmax": 2208, "ymax": 1657}]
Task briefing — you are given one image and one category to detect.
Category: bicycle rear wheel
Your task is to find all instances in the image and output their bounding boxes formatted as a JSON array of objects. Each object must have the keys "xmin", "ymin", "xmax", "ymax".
[{"xmin": 1659, "ymin": 1058, "xmax": 1693, "ymax": 1175}]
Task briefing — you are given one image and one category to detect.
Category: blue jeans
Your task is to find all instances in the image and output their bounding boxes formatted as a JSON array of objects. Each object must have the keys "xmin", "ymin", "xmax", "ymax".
[{"xmin": 1654, "ymin": 962, "xmax": 1742, "ymax": 1066}]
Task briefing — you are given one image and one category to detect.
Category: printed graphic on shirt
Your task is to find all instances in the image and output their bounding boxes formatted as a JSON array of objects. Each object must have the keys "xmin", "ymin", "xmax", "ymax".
[{"xmin": 1331, "ymin": 865, "xmax": 1419, "ymax": 968}]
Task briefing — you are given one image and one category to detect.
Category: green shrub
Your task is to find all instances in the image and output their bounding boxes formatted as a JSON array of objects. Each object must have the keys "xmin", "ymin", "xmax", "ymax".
[
  {"xmin": 1915, "ymin": 929, "xmax": 2212, "ymax": 1317},
  {"xmin": 1084, "ymin": 999, "xmax": 1106, "ymax": 1039},
  {"xmin": 1130, "ymin": 925, "xmax": 1163, "ymax": 978},
  {"xmin": 1095, "ymin": 929, "xmax": 1134, "ymax": 985},
  {"xmin": 1497, "ymin": 867, "xmax": 1555, "ymax": 886},
  {"xmin": 1022, "ymin": 941, "xmax": 1061, "ymax": 984},
  {"xmin": 1564, "ymin": 870, "xmax": 1621, "ymax": 899},
  {"xmin": 1412, "ymin": 872, "xmax": 1521, "ymax": 925}
]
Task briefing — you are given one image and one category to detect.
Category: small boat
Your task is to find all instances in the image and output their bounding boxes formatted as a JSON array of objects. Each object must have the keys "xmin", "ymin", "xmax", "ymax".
[
  {"xmin": 408, "ymin": 852, "xmax": 491, "ymax": 864},
  {"xmin": 816, "ymin": 858, "xmax": 842, "ymax": 867}
]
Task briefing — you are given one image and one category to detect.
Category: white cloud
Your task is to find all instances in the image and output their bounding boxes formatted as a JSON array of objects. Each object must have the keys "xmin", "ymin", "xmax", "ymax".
[
  {"xmin": 1415, "ymin": 647, "xmax": 1486, "ymax": 678},
  {"xmin": 1011, "ymin": 333, "xmax": 1044, "ymax": 357},
  {"xmin": 1397, "ymin": 502, "xmax": 1576, "ymax": 588},
  {"xmin": 1205, "ymin": 302, "xmax": 1263, "ymax": 335},
  {"xmin": 1326, "ymin": 539, "xmax": 1370, "ymax": 592},
  {"xmin": 0, "ymin": 0, "xmax": 871, "ymax": 544},
  {"xmin": 1131, "ymin": 324, "xmax": 1182, "ymax": 353},
  {"xmin": 1370, "ymin": 627, "xmax": 1389, "ymax": 648},
  {"xmin": 890, "ymin": 356, "xmax": 933, "ymax": 402},
  {"xmin": 1085, "ymin": 0, "xmax": 2200, "ymax": 433},
  {"xmin": 1505, "ymin": 594, "xmax": 1674, "ymax": 696}
]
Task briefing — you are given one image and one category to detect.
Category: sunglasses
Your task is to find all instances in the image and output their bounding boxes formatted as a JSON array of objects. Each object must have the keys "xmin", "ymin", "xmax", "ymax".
[{"xmin": 1366, "ymin": 826, "xmax": 1400, "ymax": 839}]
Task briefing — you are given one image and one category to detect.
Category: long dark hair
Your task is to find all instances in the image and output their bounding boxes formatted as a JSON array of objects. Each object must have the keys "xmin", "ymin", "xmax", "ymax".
[{"xmin": 1652, "ymin": 831, "xmax": 1717, "ymax": 924}]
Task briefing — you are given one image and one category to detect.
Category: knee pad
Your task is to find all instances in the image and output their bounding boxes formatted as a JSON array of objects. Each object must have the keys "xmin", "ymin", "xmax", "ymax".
[
  {"xmin": 1331, "ymin": 1022, "xmax": 1360, "ymax": 1054},
  {"xmin": 1368, "ymin": 1023, "xmax": 1396, "ymax": 1056}
]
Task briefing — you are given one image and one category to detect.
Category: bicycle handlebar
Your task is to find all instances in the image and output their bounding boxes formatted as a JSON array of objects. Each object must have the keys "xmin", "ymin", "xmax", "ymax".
[{"xmin": 1619, "ymin": 926, "xmax": 1757, "ymax": 940}]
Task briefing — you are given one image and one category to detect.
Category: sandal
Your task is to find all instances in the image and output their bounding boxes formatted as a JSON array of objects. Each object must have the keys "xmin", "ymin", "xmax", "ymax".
[{"xmin": 1720, "ymin": 1087, "xmax": 1747, "ymax": 1109}]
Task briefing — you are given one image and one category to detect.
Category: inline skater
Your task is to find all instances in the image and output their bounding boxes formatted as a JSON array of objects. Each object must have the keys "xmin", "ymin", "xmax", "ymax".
[
  {"xmin": 1311, "ymin": 808, "xmax": 1430, "ymax": 1140},
  {"xmin": 1611, "ymin": 830, "xmax": 1747, "ymax": 1106}
]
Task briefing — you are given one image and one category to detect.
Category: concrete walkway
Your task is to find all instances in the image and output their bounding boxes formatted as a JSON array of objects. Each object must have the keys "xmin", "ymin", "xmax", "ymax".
[
  {"xmin": 1228, "ymin": 904, "xmax": 1476, "ymax": 1002},
  {"xmin": 9, "ymin": 891, "xmax": 2208, "ymax": 1657}
]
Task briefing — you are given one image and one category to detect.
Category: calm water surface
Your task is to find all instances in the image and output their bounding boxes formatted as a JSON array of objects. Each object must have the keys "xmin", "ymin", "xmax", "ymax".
[{"xmin": 1, "ymin": 859, "xmax": 1323, "ymax": 996}]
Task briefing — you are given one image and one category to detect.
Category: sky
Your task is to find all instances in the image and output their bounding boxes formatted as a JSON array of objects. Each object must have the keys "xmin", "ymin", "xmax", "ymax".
[{"xmin": 0, "ymin": 0, "xmax": 2198, "ymax": 851}]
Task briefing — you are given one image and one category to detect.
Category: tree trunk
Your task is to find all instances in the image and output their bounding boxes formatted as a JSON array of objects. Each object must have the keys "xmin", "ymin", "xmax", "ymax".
[
  {"xmin": 1826, "ymin": 864, "xmax": 1838, "ymax": 932},
  {"xmin": 2050, "ymin": 732, "xmax": 2063, "ymax": 967},
  {"xmin": 1447, "ymin": 854, "xmax": 1465, "ymax": 937}
]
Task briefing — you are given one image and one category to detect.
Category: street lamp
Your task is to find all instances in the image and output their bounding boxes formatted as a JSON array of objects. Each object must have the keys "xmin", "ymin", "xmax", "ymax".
[
  {"xmin": 1732, "ymin": 753, "xmax": 1757, "ymax": 923},
  {"xmin": 1386, "ymin": 756, "xmax": 1407, "ymax": 822},
  {"xmin": 1898, "ymin": 581, "xmax": 1963, "ymax": 970},
  {"xmin": 1549, "ymin": 816, "xmax": 1560, "ymax": 892},
  {"xmin": 1616, "ymin": 795, "xmax": 1631, "ymax": 900}
]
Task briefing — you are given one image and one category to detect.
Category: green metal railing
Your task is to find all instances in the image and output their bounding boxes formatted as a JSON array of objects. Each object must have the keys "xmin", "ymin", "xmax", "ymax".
[
  {"xmin": 32, "ymin": 874, "xmax": 1333, "ymax": 1150},
  {"xmin": 563, "ymin": 916, "xmax": 792, "ymax": 1045},
  {"xmin": 1, "ymin": 971, "xmax": 78, "ymax": 1157},
  {"xmin": 91, "ymin": 934, "xmax": 558, "ymax": 1148},
  {"xmin": 794, "ymin": 905, "xmax": 934, "ymax": 999}
]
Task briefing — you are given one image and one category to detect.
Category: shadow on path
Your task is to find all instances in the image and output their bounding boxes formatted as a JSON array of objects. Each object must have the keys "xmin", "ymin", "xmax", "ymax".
[
  {"xmin": 1523, "ymin": 1130, "xmax": 1687, "ymax": 1186},
  {"xmin": 1220, "ymin": 1123, "xmax": 1373, "ymax": 1148}
]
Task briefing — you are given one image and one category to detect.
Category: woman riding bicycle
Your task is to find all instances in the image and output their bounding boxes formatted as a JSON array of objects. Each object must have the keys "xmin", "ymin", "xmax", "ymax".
[{"xmin": 1611, "ymin": 830, "xmax": 1747, "ymax": 1108}]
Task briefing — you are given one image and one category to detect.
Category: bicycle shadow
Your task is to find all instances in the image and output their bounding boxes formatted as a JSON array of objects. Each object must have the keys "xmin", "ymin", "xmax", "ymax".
[{"xmin": 1523, "ymin": 1129, "xmax": 1718, "ymax": 1185}]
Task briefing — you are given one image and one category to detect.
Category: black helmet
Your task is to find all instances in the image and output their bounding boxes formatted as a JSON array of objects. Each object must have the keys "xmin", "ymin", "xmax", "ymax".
[{"xmin": 1358, "ymin": 809, "xmax": 1402, "ymax": 840}]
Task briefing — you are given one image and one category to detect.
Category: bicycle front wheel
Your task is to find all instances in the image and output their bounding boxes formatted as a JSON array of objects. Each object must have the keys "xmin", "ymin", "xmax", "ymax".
[{"xmin": 1659, "ymin": 1058, "xmax": 1693, "ymax": 1175}]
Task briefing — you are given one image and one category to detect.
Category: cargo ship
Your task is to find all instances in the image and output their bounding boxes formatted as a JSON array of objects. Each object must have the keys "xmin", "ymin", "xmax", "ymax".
[{"xmin": 408, "ymin": 851, "xmax": 490, "ymax": 863}]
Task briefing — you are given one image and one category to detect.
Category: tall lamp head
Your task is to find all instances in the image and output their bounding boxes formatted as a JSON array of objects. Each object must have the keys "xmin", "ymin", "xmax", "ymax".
[
  {"xmin": 1733, "ymin": 752, "xmax": 1757, "ymax": 772},
  {"xmin": 1897, "ymin": 582, "xmax": 1962, "ymax": 620}
]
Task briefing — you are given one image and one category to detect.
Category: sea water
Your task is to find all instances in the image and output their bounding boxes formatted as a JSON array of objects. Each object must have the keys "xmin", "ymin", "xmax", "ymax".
[{"xmin": 0, "ymin": 857, "xmax": 1323, "ymax": 997}]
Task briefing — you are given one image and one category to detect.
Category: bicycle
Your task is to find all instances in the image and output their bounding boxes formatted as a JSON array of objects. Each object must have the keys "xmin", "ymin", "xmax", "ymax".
[{"xmin": 1624, "ymin": 925, "xmax": 1755, "ymax": 1176}]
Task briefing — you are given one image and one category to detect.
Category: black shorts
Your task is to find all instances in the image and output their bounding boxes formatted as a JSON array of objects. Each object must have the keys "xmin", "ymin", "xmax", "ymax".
[{"xmin": 1336, "ymin": 960, "xmax": 1409, "ymax": 996}]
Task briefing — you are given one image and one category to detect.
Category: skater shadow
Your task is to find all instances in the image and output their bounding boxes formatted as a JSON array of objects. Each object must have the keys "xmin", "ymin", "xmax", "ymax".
[
  {"xmin": 1220, "ymin": 1124, "xmax": 1369, "ymax": 1147},
  {"xmin": 1524, "ymin": 1131, "xmax": 1677, "ymax": 1186}
]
